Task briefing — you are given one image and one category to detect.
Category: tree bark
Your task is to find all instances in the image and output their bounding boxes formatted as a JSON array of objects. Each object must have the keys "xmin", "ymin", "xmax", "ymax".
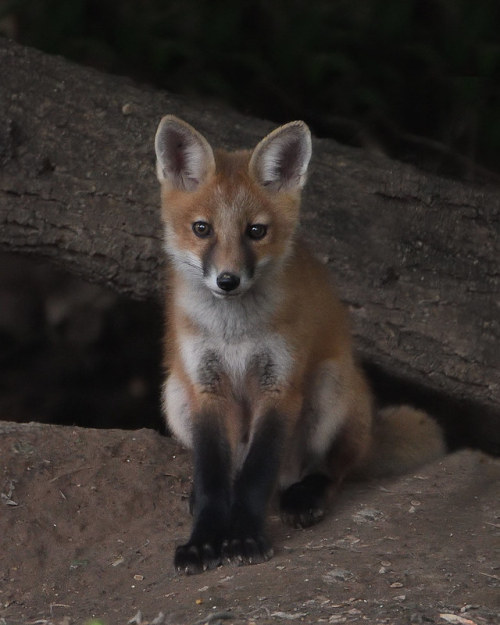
[{"xmin": 0, "ymin": 38, "xmax": 498, "ymax": 416}]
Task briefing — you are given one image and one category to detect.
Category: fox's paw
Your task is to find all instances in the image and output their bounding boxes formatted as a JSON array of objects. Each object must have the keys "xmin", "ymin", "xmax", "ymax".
[
  {"xmin": 174, "ymin": 540, "xmax": 221, "ymax": 575},
  {"xmin": 221, "ymin": 532, "xmax": 273, "ymax": 565},
  {"xmin": 280, "ymin": 480, "xmax": 327, "ymax": 529}
]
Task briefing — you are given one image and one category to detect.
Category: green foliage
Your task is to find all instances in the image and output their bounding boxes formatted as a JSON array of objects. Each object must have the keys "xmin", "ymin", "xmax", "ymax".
[{"xmin": 2, "ymin": 0, "xmax": 499, "ymax": 172}]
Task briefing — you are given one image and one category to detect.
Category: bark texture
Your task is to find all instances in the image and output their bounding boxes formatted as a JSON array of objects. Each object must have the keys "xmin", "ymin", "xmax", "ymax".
[{"xmin": 0, "ymin": 38, "xmax": 498, "ymax": 416}]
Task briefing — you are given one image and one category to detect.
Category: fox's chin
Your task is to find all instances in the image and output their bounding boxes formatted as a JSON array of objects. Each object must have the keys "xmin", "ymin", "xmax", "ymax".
[
  {"xmin": 208, "ymin": 283, "xmax": 254, "ymax": 300},
  {"xmin": 204, "ymin": 278, "xmax": 255, "ymax": 300},
  {"xmin": 210, "ymin": 289, "xmax": 243, "ymax": 300}
]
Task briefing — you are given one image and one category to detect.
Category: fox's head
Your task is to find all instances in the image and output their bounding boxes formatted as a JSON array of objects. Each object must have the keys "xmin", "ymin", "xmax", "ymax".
[{"xmin": 155, "ymin": 116, "xmax": 312, "ymax": 299}]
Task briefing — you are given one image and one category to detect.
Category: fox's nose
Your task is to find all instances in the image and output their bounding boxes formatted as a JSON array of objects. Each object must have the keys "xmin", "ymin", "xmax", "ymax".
[{"xmin": 216, "ymin": 272, "xmax": 241, "ymax": 292}]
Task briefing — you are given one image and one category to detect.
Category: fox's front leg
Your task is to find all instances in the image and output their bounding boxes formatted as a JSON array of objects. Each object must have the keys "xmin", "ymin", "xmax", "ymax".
[
  {"xmin": 222, "ymin": 409, "xmax": 285, "ymax": 565},
  {"xmin": 176, "ymin": 407, "xmax": 287, "ymax": 573},
  {"xmin": 174, "ymin": 412, "xmax": 233, "ymax": 574}
]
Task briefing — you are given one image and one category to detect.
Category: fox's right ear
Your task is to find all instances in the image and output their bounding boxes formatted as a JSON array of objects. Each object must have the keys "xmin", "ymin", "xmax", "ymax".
[{"xmin": 155, "ymin": 115, "xmax": 215, "ymax": 191}]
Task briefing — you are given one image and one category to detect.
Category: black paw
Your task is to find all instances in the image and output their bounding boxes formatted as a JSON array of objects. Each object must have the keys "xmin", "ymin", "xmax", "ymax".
[
  {"xmin": 280, "ymin": 478, "xmax": 328, "ymax": 528},
  {"xmin": 174, "ymin": 540, "xmax": 221, "ymax": 575},
  {"xmin": 221, "ymin": 533, "xmax": 273, "ymax": 565}
]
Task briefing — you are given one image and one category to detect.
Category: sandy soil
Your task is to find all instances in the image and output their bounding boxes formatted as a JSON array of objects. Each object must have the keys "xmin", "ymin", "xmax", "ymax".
[{"xmin": 1, "ymin": 422, "xmax": 499, "ymax": 625}]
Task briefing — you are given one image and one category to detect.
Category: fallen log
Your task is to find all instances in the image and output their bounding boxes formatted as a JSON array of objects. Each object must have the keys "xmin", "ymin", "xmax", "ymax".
[{"xmin": 0, "ymin": 38, "xmax": 498, "ymax": 431}]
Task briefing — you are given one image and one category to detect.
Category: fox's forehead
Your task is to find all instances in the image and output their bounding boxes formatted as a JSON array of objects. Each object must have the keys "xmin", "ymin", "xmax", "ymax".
[
  {"xmin": 207, "ymin": 182, "xmax": 268, "ymax": 224},
  {"xmin": 178, "ymin": 156, "xmax": 272, "ymax": 225},
  {"xmin": 163, "ymin": 183, "xmax": 270, "ymax": 231},
  {"xmin": 206, "ymin": 149, "xmax": 270, "ymax": 221}
]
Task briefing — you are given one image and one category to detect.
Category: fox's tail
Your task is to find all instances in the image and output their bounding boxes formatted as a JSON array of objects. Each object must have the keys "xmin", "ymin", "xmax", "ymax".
[
  {"xmin": 354, "ymin": 362, "xmax": 500, "ymax": 479},
  {"xmin": 357, "ymin": 405, "xmax": 447, "ymax": 479}
]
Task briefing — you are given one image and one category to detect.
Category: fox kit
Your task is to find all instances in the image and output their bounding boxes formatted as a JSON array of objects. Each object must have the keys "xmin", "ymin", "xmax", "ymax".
[{"xmin": 154, "ymin": 116, "xmax": 445, "ymax": 574}]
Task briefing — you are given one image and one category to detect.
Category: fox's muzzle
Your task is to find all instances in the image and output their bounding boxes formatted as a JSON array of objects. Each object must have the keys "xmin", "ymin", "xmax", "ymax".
[{"xmin": 216, "ymin": 272, "xmax": 241, "ymax": 292}]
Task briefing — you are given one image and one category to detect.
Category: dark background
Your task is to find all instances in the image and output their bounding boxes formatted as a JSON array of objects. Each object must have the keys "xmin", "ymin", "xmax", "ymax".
[
  {"xmin": 1, "ymin": 0, "xmax": 499, "ymax": 431},
  {"xmin": 3, "ymin": 0, "xmax": 500, "ymax": 177}
]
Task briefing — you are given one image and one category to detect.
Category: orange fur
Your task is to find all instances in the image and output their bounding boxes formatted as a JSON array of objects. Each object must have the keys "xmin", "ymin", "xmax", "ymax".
[{"xmin": 154, "ymin": 116, "xmax": 445, "ymax": 573}]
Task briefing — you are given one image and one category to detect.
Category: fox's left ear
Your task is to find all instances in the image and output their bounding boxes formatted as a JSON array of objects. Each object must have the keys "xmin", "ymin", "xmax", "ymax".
[{"xmin": 249, "ymin": 121, "xmax": 312, "ymax": 192}]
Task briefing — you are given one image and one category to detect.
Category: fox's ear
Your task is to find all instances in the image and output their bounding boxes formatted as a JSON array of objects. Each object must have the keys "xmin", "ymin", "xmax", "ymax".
[
  {"xmin": 249, "ymin": 121, "xmax": 312, "ymax": 192},
  {"xmin": 155, "ymin": 115, "xmax": 215, "ymax": 191}
]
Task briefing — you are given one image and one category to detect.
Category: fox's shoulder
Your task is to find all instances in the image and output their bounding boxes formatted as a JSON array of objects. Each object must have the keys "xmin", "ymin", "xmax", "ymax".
[
  {"xmin": 281, "ymin": 240, "xmax": 345, "ymax": 310},
  {"xmin": 274, "ymin": 238, "xmax": 352, "ymax": 353}
]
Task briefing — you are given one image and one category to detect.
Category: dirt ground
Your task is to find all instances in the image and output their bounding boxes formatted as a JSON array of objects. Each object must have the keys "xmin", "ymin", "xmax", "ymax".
[{"xmin": 0, "ymin": 422, "xmax": 499, "ymax": 625}]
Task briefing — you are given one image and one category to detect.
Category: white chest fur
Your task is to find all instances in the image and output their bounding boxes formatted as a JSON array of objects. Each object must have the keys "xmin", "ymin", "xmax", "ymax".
[
  {"xmin": 178, "ymin": 280, "xmax": 293, "ymax": 392},
  {"xmin": 180, "ymin": 330, "xmax": 292, "ymax": 392},
  {"xmin": 164, "ymin": 287, "xmax": 293, "ymax": 448}
]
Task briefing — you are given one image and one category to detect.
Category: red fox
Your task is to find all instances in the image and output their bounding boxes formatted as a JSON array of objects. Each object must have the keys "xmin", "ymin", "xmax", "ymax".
[{"xmin": 154, "ymin": 116, "xmax": 446, "ymax": 574}]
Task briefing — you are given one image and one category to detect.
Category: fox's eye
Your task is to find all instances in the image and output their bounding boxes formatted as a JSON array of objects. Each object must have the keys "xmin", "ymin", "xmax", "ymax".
[
  {"xmin": 192, "ymin": 221, "xmax": 212, "ymax": 238},
  {"xmin": 247, "ymin": 223, "xmax": 268, "ymax": 240}
]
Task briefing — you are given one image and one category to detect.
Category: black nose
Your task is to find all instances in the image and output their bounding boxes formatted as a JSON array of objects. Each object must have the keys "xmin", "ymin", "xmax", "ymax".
[{"xmin": 216, "ymin": 272, "xmax": 241, "ymax": 292}]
